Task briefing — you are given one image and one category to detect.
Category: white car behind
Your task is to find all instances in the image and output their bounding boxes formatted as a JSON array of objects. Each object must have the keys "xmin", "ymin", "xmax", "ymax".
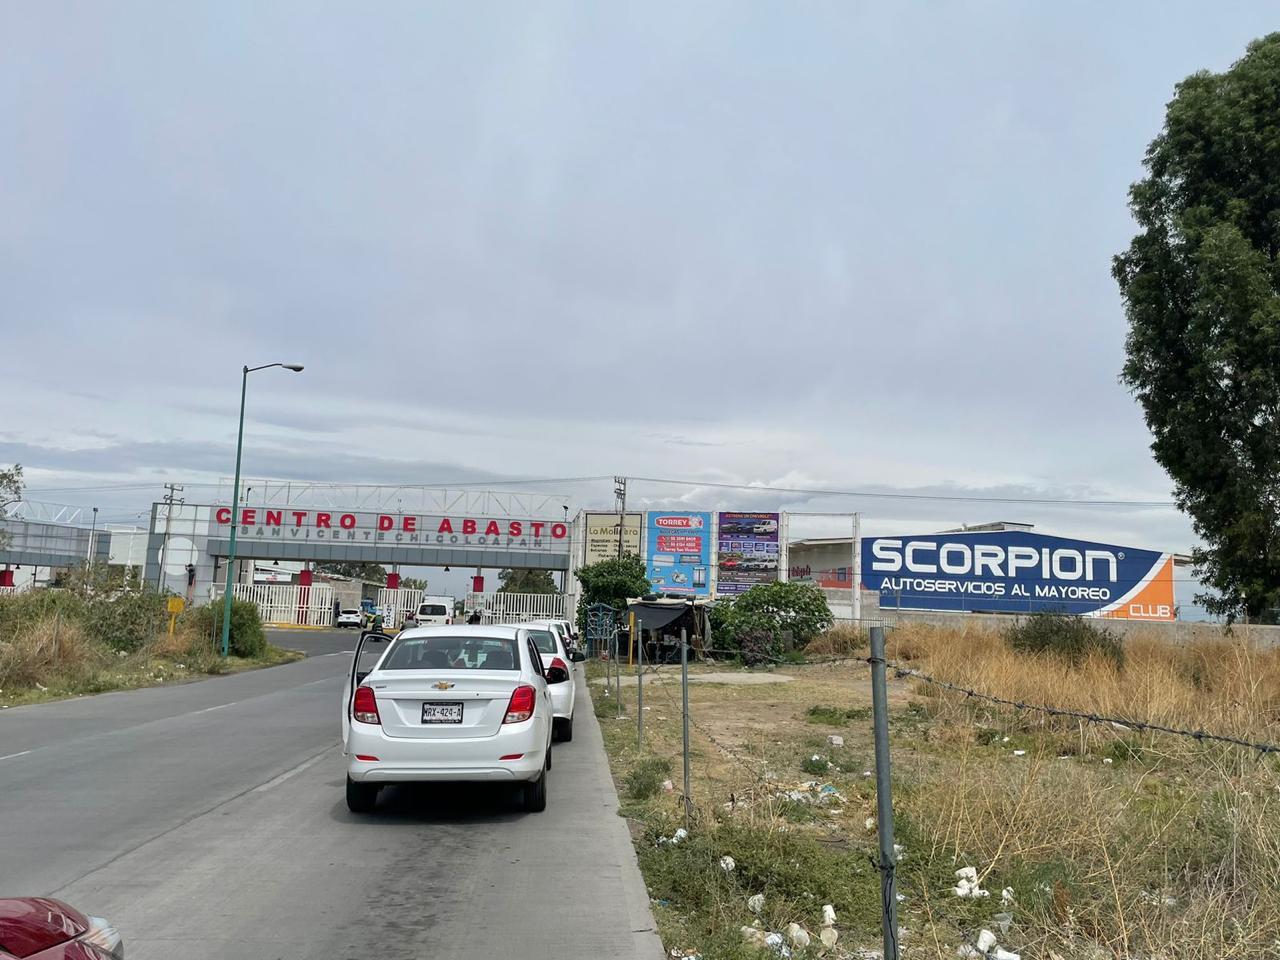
[
  {"xmin": 342, "ymin": 624, "xmax": 555, "ymax": 813},
  {"xmin": 524, "ymin": 620, "xmax": 586, "ymax": 741},
  {"xmin": 335, "ymin": 608, "xmax": 363, "ymax": 629}
]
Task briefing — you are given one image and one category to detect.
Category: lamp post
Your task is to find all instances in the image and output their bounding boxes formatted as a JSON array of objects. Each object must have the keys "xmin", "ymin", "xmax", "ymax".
[{"xmin": 220, "ymin": 362, "xmax": 304, "ymax": 657}]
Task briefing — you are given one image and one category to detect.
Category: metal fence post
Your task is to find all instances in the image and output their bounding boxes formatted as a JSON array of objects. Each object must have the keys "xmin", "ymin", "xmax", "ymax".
[
  {"xmin": 636, "ymin": 623, "xmax": 644, "ymax": 749},
  {"xmin": 681, "ymin": 626, "xmax": 692, "ymax": 824},
  {"xmin": 869, "ymin": 625, "xmax": 899, "ymax": 960}
]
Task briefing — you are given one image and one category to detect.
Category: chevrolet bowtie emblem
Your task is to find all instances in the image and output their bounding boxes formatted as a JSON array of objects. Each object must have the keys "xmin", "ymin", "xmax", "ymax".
[{"xmin": 433, "ymin": 681, "xmax": 455, "ymax": 690}]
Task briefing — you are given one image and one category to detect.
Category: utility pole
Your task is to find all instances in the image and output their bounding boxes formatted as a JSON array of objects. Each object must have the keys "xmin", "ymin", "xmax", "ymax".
[
  {"xmin": 613, "ymin": 476, "xmax": 627, "ymax": 558},
  {"xmin": 869, "ymin": 625, "xmax": 899, "ymax": 960},
  {"xmin": 155, "ymin": 484, "xmax": 183, "ymax": 590}
]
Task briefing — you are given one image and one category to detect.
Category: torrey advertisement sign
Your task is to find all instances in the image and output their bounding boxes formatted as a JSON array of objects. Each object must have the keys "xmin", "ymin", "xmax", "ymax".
[
  {"xmin": 211, "ymin": 507, "xmax": 570, "ymax": 553},
  {"xmin": 644, "ymin": 511, "xmax": 712, "ymax": 596},
  {"xmin": 716, "ymin": 512, "xmax": 780, "ymax": 595},
  {"xmin": 862, "ymin": 530, "xmax": 1174, "ymax": 620},
  {"xmin": 583, "ymin": 512, "xmax": 642, "ymax": 564}
]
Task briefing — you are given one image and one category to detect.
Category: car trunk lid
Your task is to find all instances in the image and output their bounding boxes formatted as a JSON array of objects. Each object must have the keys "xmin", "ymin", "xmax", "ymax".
[{"xmin": 367, "ymin": 671, "xmax": 520, "ymax": 739}]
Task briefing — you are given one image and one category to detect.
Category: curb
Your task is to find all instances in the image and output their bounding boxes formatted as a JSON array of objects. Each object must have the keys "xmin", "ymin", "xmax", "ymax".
[{"xmin": 264, "ymin": 623, "xmax": 330, "ymax": 630}]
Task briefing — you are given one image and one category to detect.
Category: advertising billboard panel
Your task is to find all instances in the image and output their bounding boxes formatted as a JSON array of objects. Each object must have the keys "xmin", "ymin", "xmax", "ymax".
[
  {"xmin": 862, "ymin": 530, "xmax": 1174, "ymax": 620},
  {"xmin": 583, "ymin": 512, "xmax": 642, "ymax": 564},
  {"xmin": 645, "ymin": 511, "xmax": 713, "ymax": 596},
  {"xmin": 716, "ymin": 511, "xmax": 780, "ymax": 595}
]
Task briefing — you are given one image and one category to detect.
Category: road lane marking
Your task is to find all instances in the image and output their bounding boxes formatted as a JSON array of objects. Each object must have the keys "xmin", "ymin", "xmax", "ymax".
[
  {"xmin": 252, "ymin": 747, "xmax": 334, "ymax": 792},
  {"xmin": 0, "ymin": 750, "xmax": 32, "ymax": 762},
  {"xmin": 196, "ymin": 702, "xmax": 236, "ymax": 713}
]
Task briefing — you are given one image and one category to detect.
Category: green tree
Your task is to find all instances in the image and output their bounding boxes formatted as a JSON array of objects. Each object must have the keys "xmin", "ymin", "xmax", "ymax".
[
  {"xmin": 718, "ymin": 581, "xmax": 834, "ymax": 660},
  {"xmin": 0, "ymin": 463, "xmax": 22, "ymax": 550},
  {"xmin": 315, "ymin": 561, "xmax": 387, "ymax": 583},
  {"xmin": 574, "ymin": 555, "xmax": 651, "ymax": 628},
  {"xmin": 399, "ymin": 576, "xmax": 429, "ymax": 591},
  {"xmin": 1114, "ymin": 34, "xmax": 1280, "ymax": 621},
  {"xmin": 497, "ymin": 568, "xmax": 557, "ymax": 594}
]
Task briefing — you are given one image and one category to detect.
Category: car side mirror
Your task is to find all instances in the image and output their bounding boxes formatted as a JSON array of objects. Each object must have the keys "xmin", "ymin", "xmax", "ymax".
[
  {"xmin": 546, "ymin": 665, "xmax": 570, "ymax": 684},
  {"xmin": 569, "ymin": 650, "xmax": 587, "ymax": 663}
]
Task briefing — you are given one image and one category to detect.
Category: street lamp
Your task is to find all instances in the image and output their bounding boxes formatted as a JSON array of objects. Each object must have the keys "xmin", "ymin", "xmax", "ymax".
[{"xmin": 220, "ymin": 362, "xmax": 304, "ymax": 657}]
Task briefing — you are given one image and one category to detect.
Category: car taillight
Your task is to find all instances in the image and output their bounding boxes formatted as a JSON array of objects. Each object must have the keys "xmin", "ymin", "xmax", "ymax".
[
  {"xmin": 503, "ymin": 684, "xmax": 536, "ymax": 724},
  {"xmin": 353, "ymin": 685, "xmax": 381, "ymax": 724},
  {"xmin": 550, "ymin": 656, "xmax": 568, "ymax": 673},
  {"xmin": 446, "ymin": 617, "xmax": 452, "ymax": 624}
]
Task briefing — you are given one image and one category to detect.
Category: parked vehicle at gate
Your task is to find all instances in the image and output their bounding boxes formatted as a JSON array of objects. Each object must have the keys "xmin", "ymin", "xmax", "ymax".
[
  {"xmin": 0, "ymin": 897, "xmax": 124, "ymax": 959},
  {"xmin": 409, "ymin": 595, "xmax": 455, "ymax": 627},
  {"xmin": 336, "ymin": 608, "xmax": 363, "ymax": 629},
  {"xmin": 525, "ymin": 620, "xmax": 587, "ymax": 741},
  {"xmin": 341, "ymin": 624, "xmax": 554, "ymax": 813}
]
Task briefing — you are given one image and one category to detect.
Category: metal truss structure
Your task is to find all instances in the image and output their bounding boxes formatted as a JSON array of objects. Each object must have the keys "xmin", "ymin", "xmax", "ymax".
[{"xmin": 213, "ymin": 478, "xmax": 571, "ymax": 518}]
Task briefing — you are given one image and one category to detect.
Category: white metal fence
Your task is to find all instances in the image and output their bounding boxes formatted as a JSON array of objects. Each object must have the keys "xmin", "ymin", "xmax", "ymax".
[
  {"xmin": 223, "ymin": 583, "xmax": 335, "ymax": 626},
  {"xmin": 375, "ymin": 588, "xmax": 425, "ymax": 629},
  {"xmin": 465, "ymin": 592, "xmax": 568, "ymax": 624}
]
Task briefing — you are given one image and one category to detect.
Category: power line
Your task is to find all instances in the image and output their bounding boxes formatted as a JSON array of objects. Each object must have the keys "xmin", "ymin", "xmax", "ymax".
[{"xmin": 628, "ymin": 475, "xmax": 1178, "ymax": 508}]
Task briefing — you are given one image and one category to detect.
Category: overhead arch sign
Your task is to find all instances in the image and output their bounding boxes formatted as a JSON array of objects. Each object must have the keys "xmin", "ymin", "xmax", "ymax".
[
  {"xmin": 862, "ymin": 530, "xmax": 1174, "ymax": 620},
  {"xmin": 212, "ymin": 507, "xmax": 569, "ymax": 553}
]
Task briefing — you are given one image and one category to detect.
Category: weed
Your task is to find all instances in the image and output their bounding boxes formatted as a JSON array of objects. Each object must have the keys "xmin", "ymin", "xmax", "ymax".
[
  {"xmin": 805, "ymin": 704, "xmax": 871, "ymax": 725},
  {"xmin": 625, "ymin": 756, "xmax": 673, "ymax": 801},
  {"xmin": 1004, "ymin": 612, "xmax": 1125, "ymax": 669},
  {"xmin": 800, "ymin": 753, "xmax": 828, "ymax": 775}
]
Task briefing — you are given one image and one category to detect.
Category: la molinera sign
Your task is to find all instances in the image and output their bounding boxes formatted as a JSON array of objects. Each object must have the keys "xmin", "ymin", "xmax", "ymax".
[
  {"xmin": 862, "ymin": 530, "xmax": 1174, "ymax": 620},
  {"xmin": 212, "ymin": 507, "xmax": 570, "ymax": 554}
]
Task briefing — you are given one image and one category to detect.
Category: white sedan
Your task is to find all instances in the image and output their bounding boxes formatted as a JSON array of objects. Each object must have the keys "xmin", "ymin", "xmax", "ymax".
[
  {"xmin": 341, "ymin": 625, "xmax": 555, "ymax": 813},
  {"xmin": 335, "ymin": 608, "xmax": 363, "ymax": 629},
  {"xmin": 525, "ymin": 620, "xmax": 587, "ymax": 741}
]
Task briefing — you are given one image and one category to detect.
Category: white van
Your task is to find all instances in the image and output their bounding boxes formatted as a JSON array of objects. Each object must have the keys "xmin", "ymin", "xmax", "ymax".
[{"xmin": 411, "ymin": 595, "xmax": 455, "ymax": 626}]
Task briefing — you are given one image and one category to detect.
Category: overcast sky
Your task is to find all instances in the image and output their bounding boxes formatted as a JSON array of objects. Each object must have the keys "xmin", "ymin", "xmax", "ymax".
[{"xmin": 2, "ymin": 2, "xmax": 1275, "ymax": 581}]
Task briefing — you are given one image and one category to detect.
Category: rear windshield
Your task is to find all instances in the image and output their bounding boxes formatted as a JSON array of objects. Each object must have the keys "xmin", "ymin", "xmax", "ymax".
[
  {"xmin": 417, "ymin": 604, "xmax": 449, "ymax": 616},
  {"xmin": 528, "ymin": 629, "xmax": 557, "ymax": 654},
  {"xmin": 382, "ymin": 635, "xmax": 520, "ymax": 671},
  {"xmin": 340, "ymin": 609, "xmax": 359, "ymax": 615}
]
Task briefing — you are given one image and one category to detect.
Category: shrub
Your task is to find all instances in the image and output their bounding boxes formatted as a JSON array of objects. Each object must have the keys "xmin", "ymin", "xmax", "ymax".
[
  {"xmin": 805, "ymin": 704, "xmax": 870, "ymax": 725},
  {"xmin": 0, "ymin": 591, "xmax": 87, "ymax": 643},
  {"xmin": 0, "ymin": 615, "xmax": 105, "ymax": 689},
  {"xmin": 804, "ymin": 623, "xmax": 867, "ymax": 657},
  {"xmin": 737, "ymin": 628, "xmax": 781, "ymax": 667},
  {"xmin": 625, "ymin": 756, "xmax": 673, "ymax": 800},
  {"xmin": 83, "ymin": 590, "xmax": 167, "ymax": 653},
  {"xmin": 180, "ymin": 599, "xmax": 266, "ymax": 658},
  {"xmin": 1004, "ymin": 612, "xmax": 1124, "ymax": 669},
  {"xmin": 714, "ymin": 582, "xmax": 834, "ymax": 658}
]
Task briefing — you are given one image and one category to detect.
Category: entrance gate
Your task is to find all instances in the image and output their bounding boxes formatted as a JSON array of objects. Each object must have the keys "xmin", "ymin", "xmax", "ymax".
[
  {"xmin": 226, "ymin": 583, "xmax": 334, "ymax": 627},
  {"xmin": 375, "ymin": 588, "xmax": 425, "ymax": 629},
  {"xmin": 465, "ymin": 592, "xmax": 568, "ymax": 624}
]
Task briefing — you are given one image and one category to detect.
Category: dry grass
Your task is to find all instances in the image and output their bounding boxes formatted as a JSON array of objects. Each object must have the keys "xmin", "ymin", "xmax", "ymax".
[
  {"xmin": 0, "ymin": 616, "xmax": 108, "ymax": 689},
  {"xmin": 593, "ymin": 626, "xmax": 1280, "ymax": 960},
  {"xmin": 804, "ymin": 623, "xmax": 868, "ymax": 657}
]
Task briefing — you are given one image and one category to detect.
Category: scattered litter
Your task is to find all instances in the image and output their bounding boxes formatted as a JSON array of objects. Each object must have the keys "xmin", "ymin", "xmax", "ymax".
[
  {"xmin": 812, "ymin": 754, "xmax": 822, "ymax": 761},
  {"xmin": 785, "ymin": 923, "xmax": 811, "ymax": 948},
  {"xmin": 741, "ymin": 926, "xmax": 766, "ymax": 946},
  {"xmin": 720, "ymin": 855, "xmax": 736, "ymax": 872},
  {"xmin": 977, "ymin": 930, "xmax": 998, "ymax": 953},
  {"xmin": 657, "ymin": 827, "xmax": 689, "ymax": 846},
  {"xmin": 1012, "ymin": 750, "xmax": 1027, "ymax": 757},
  {"xmin": 953, "ymin": 866, "xmax": 990, "ymax": 899},
  {"xmin": 1001, "ymin": 736, "xmax": 1010, "ymax": 743},
  {"xmin": 662, "ymin": 779, "xmax": 675, "ymax": 793},
  {"xmin": 652, "ymin": 898, "xmax": 671, "ymax": 907},
  {"xmin": 762, "ymin": 932, "xmax": 792, "ymax": 958},
  {"xmin": 821, "ymin": 904, "xmax": 837, "ymax": 927},
  {"xmin": 895, "ymin": 893, "xmax": 906, "ymax": 903},
  {"xmin": 993, "ymin": 911, "xmax": 1013, "ymax": 935},
  {"xmin": 1139, "ymin": 890, "xmax": 1178, "ymax": 908},
  {"xmin": 827, "ymin": 734, "xmax": 844, "ymax": 747},
  {"xmin": 863, "ymin": 770, "xmax": 873, "ymax": 778},
  {"xmin": 643, "ymin": 706, "xmax": 652, "ymax": 711},
  {"xmin": 773, "ymin": 780, "xmax": 847, "ymax": 808},
  {"xmin": 748, "ymin": 893, "xmax": 765, "ymax": 914},
  {"xmin": 957, "ymin": 946, "xmax": 981, "ymax": 959},
  {"xmin": 1103, "ymin": 758, "xmax": 1114, "ymax": 765},
  {"xmin": 865, "ymin": 817, "xmax": 876, "ymax": 831},
  {"xmin": 958, "ymin": 927, "xmax": 1019, "ymax": 960},
  {"xmin": 35, "ymin": 683, "xmax": 48, "ymax": 692},
  {"xmin": 893, "ymin": 843, "xmax": 905, "ymax": 860},
  {"xmin": 658, "ymin": 715, "xmax": 668, "ymax": 721},
  {"xmin": 820, "ymin": 926, "xmax": 838, "ymax": 948},
  {"xmin": 1001, "ymin": 887, "xmax": 1015, "ymax": 906},
  {"xmin": 992, "ymin": 949, "xmax": 1020, "ymax": 960}
]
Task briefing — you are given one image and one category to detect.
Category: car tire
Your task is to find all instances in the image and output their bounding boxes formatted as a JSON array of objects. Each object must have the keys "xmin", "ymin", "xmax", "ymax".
[
  {"xmin": 346, "ymin": 777, "xmax": 379, "ymax": 813},
  {"xmin": 558, "ymin": 715, "xmax": 574, "ymax": 742},
  {"xmin": 523, "ymin": 768, "xmax": 547, "ymax": 812}
]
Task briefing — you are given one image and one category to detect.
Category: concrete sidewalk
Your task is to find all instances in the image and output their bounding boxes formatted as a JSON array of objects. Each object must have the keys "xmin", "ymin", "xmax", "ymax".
[{"xmin": 50, "ymin": 671, "xmax": 666, "ymax": 960}]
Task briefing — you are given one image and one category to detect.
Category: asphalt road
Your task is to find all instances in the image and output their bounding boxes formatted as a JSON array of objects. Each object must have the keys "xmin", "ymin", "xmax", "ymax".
[{"xmin": 0, "ymin": 629, "xmax": 664, "ymax": 960}]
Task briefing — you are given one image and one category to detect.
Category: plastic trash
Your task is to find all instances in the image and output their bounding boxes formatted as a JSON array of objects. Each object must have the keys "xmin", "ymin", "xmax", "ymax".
[
  {"xmin": 827, "ymin": 734, "xmax": 844, "ymax": 747},
  {"xmin": 763, "ymin": 932, "xmax": 792, "ymax": 958},
  {"xmin": 956, "ymin": 946, "xmax": 981, "ymax": 959},
  {"xmin": 786, "ymin": 923, "xmax": 811, "ymax": 948},
  {"xmin": 864, "ymin": 817, "xmax": 876, "ymax": 831},
  {"xmin": 741, "ymin": 926, "xmax": 766, "ymax": 946},
  {"xmin": 1001, "ymin": 887, "xmax": 1015, "ymax": 906},
  {"xmin": 662, "ymin": 779, "xmax": 675, "ymax": 793},
  {"xmin": 720, "ymin": 855, "xmax": 736, "ymax": 872},
  {"xmin": 811, "ymin": 754, "xmax": 822, "ymax": 761},
  {"xmin": 993, "ymin": 911, "xmax": 1013, "ymax": 935},
  {"xmin": 991, "ymin": 949, "xmax": 1020, "ymax": 960},
  {"xmin": 748, "ymin": 893, "xmax": 765, "ymax": 914},
  {"xmin": 1012, "ymin": 749, "xmax": 1027, "ymax": 757},
  {"xmin": 955, "ymin": 867, "xmax": 978, "ymax": 882},
  {"xmin": 820, "ymin": 926, "xmax": 838, "ymax": 948},
  {"xmin": 976, "ymin": 929, "xmax": 998, "ymax": 953},
  {"xmin": 821, "ymin": 904, "xmax": 837, "ymax": 927}
]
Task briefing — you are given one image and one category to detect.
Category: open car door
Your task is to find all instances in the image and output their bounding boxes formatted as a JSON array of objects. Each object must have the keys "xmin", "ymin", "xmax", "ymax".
[{"xmin": 342, "ymin": 631, "xmax": 395, "ymax": 751}]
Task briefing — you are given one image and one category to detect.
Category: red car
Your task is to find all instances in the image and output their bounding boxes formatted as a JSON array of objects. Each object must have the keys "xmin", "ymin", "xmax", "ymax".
[{"xmin": 0, "ymin": 899, "xmax": 123, "ymax": 959}]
